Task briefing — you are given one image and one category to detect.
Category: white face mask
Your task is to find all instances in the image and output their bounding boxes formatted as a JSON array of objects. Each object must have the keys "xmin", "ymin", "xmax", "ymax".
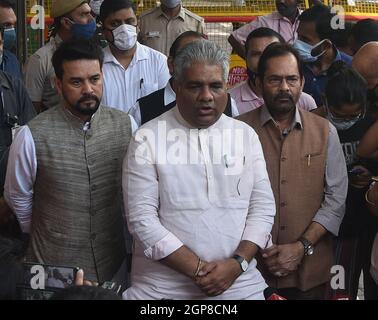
[
  {"xmin": 112, "ymin": 24, "xmax": 137, "ymax": 51},
  {"xmin": 161, "ymin": 0, "xmax": 181, "ymax": 8}
]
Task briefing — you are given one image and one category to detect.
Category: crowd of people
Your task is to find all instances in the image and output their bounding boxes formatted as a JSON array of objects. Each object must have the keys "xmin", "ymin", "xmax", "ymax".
[{"xmin": 0, "ymin": 0, "xmax": 378, "ymax": 300}]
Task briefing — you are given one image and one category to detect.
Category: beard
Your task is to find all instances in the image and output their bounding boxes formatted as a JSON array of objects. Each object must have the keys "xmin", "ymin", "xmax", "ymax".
[
  {"xmin": 264, "ymin": 91, "xmax": 297, "ymax": 115},
  {"xmin": 64, "ymin": 92, "xmax": 101, "ymax": 116}
]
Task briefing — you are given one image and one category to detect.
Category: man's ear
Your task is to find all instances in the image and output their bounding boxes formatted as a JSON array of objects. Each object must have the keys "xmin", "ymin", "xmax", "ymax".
[
  {"xmin": 171, "ymin": 78, "xmax": 178, "ymax": 93},
  {"xmin": 167, "ymin": 57, "xmax": 174, "ymax": 76},
  {"xmin": 60, "ymin": 17, "xmax": 72, "ymax": 31},
  {"xmin": 300, "ymin": 75, "xmax": 305, "ymax": 92},
  {"xmin": 256, "ymin": 76, "xmax": 263, "ymax": 92},
  {"xmin": 55, "ymin": 77, "xmax": 63, "ymax": 96}
]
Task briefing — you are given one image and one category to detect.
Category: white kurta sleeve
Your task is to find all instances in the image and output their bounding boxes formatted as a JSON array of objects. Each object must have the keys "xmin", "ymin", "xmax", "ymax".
[
  {"xmin": 241, "ymin": 129, "xmax": 276, "ymax": 249},
  {"xmin": 123, "ymin": 131, "xmax": 183, "ymax": 260},
  {"xmin": 4, "ymin": 125, "xmax": 37, "ymax": 233}
]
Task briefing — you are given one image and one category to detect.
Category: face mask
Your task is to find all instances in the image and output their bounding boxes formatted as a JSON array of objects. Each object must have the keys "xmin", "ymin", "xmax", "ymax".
[
  {"xmin": 112, "ymin": 24, "xmax": 137, "ymax": 51},
  {"xmin": 247, "ymin": 68, "xmax": 257, "ymax": 86},
  {"xmin": 293, "ymin": 39, "xmax": 326, "ymax": 63},
  {"xmin": 4, "ymin": 27, "xmax": 16, "ymax": 50},
  {"xmin": 326, "ymin": 105, "xmax": 363, "ymax": 131},
  {"xmin": 70, "ymin": 19, "xmax": 97, "ymax": 39},
  {"xmin": 329, "ymin": 116, "xmax": 360, "ymax": 131},
  {"xmin": 89, "ymin": 0, "xmax": 104, "ymax": 16},
  {"xmin": 161, "ymin": 0, "xmax": 181, "ymax": 8}
]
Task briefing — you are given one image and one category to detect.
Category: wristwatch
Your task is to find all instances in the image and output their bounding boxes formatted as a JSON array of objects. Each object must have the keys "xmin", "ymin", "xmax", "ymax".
[
  {"xmin": 298, "ymin": 237, "xmax": 314, "ymax": 256},
  {"xmin": 232, "ymin": 255, "xmax": 249, "ymax": 272}
]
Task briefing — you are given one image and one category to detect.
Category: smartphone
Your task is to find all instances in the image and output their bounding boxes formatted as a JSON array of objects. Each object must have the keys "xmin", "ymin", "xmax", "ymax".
[
  {"xmin": 311, "ymin": 39, "xmax": 328, "ymax": 57},
  {"xmin": 348, "ymin": 168, "xmax": 365, "ymax": 176},
  {"xmin": 17, "ymin": 262, "xmax": 79, "ymax": 300}
]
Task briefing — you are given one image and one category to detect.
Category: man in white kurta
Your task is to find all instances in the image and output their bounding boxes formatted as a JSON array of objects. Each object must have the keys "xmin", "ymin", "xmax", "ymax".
[{"xmin": 122, "ymin": 40, "xmax": 275, "ymax": 300}]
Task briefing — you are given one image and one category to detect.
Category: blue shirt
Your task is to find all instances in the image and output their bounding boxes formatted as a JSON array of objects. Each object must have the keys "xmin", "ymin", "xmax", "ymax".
[
  {"xmin": 1, "ymin": 50, "xmax": 22, "ymax": 81},
  {"xmin": 302, "ymin": 49, "xmax": 352, "ymax": 107}
]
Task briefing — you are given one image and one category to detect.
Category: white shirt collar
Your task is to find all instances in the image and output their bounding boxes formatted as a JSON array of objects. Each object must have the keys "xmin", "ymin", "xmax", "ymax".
[{"xmin": 103, "ymin": 42, "xmax": 149, "ymax": 68}]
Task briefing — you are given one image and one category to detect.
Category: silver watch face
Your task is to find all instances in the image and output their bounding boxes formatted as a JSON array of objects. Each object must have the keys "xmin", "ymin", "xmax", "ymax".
[
  {"xmin": 307, "ymin": 246, "xmax": 314, "ymax": 256},
  {"xmin": 241, "ymin": 260, "xmax": 249, "ymax": 272}
]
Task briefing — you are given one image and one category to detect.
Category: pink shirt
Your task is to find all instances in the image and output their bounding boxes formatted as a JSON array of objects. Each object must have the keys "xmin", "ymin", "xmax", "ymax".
[
  {"xmin": 228, "ymin": 81, "xmax": 317, "ymax": 115},
  {"xmin": 231, "ymin": 11, "xmax": 301, "ymax": 45}
]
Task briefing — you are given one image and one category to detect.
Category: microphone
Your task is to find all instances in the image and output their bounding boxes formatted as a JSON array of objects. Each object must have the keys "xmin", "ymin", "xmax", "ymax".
[{"xmin": 264, "ymin": 287, "xmax": 287, "ymax": 300}]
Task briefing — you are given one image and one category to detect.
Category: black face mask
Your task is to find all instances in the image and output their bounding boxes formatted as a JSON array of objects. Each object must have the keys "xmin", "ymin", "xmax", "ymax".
[{"xmin": 247, "ymin": 68, "xmax": 257, "ymax": 86}]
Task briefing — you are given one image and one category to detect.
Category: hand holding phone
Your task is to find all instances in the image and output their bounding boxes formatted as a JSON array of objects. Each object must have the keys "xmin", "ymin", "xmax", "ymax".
[
  {"xmin": 348, "ymin": 168, "xmax": 366, "ymax": 176},
  {"xmin": 349, "ymin": 165, "xmax": 372, "ymax": 189},
  {"xmin": 311, "ymin": 39, "xmax": 328, "ymax": 58}
]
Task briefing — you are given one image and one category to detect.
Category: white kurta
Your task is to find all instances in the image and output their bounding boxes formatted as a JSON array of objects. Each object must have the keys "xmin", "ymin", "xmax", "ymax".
[{"xmin": 122, "ymin": 107, "xmax": 276, "ymax": 300}]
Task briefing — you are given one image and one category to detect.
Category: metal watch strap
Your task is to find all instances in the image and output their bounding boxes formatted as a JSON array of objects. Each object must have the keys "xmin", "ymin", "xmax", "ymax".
[{"xmin": 299, "ymin": 237, "xmax": 313, "ymax": 255}]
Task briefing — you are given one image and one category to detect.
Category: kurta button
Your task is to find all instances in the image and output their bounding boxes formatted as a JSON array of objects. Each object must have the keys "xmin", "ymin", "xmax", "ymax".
[
  {"xmin": 88, "ymin": 158, "xmax": 94, "ymax": 166},
  {"xmin": 281, "ymin": 157, "xmax": 287, "ymax": 162},
  {"xmin": 90, "ymin": 210, "xmax": 96, "ymax": 217},
  {"xmin": 280, "ymin": 202, "xmax": 287, "ymax": 207},
  {"xmin": 281, "ymin": 179, "xmax": 287, "ymax": 185},
  {"xmin": 90, "ymin": 233, "xmax": 96, "ymax": 240},
  {"xmin": 91, "ymin": 185, "xmax": 97, "ymax": 191},
  {"xmin": 280, "ymin": 226, "xmax": 286, "ymax": 231}
]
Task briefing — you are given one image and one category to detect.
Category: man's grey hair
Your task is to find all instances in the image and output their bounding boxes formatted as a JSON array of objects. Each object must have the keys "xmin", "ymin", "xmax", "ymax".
[{"xmin": 173, "ymin": 39, "xmax": 230, "ymax": 83}]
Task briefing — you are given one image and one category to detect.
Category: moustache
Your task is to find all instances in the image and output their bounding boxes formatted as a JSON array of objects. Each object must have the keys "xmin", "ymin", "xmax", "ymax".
[
  {"xmin": 78, "ymin": 94, "xmax": 100, "ymax": 104},
  {"xmin": 274, "ymin": 93, "xmax": 294, "ymax": 102}
]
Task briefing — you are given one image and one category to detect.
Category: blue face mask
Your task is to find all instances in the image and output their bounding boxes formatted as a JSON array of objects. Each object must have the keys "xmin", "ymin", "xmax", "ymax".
[
  {"xmin": 293, "ymin": 39, "xmax": 325, "ymax": 63},
  {"xmin": 4, "ymin": 28, "xmax": 16, "ymax": 50},
  {"xmin": 70, "ymin": 19, "xmax": 97, "ymax": 39}
]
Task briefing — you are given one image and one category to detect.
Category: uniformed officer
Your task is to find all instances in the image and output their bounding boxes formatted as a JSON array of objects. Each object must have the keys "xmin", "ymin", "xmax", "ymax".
[{"xmin": 138, "ymin": 0, "xmax": 206, "ymax": 56}]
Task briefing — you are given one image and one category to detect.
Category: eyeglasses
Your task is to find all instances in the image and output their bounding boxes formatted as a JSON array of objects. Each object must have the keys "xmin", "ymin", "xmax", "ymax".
[{"xmin": 265, "ymin": 76, "xmax": 301, "ymax": 87}]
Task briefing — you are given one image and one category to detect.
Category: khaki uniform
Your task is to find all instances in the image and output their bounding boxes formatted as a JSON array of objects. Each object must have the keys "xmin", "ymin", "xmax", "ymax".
[
  {"xmin": 25, "ymin": 35, "xmax": 63, "ymax": 110},
  {"xmin": 138, "ymin": 6, "xmax": 206, "ymax": 56}
]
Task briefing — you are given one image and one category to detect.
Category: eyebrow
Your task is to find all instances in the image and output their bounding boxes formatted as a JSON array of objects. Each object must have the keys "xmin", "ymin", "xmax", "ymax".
[
  {"xmin": 69, "ymin": 74, "xmax": 101, "ymax": 81},
  {"xmin": 266, "ymin": 74, "xmax": 299, "ymax": 78}
]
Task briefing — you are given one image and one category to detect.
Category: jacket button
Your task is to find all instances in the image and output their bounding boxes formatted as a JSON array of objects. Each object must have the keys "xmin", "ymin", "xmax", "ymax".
[
  {"xmin": 281, "ymin": 157, "xmax": 287, "ymax": 162},
  {"xmin": 90, "ymin": 233, "xmax": 96, "ymax": 240},
  {"xmin": 280, "ymin": 202, "xmax": 287, "ymax": 207},
  {"xmin": 280, "ymin": 226, "xmax": 287, "ymax": 231},
  {"xmin": 281, "ymin": 179, "xmax": 287, "ymax": 185},
  {"xmin": 91, "ymin": 184, "xmax": 97, "ymax": 191}
]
